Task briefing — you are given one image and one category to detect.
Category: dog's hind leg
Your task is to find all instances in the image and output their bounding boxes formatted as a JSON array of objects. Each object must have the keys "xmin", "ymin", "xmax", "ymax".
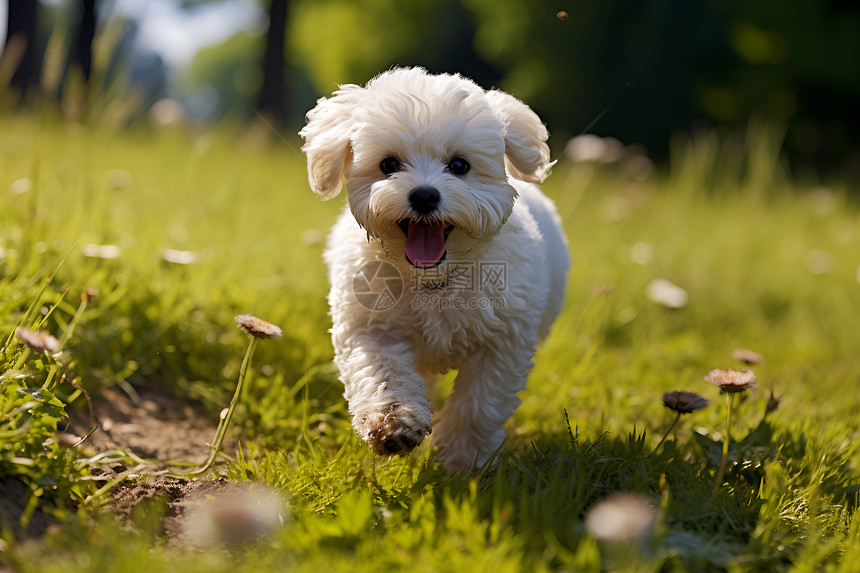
[{"xmin": 431, "ymin": 344, "xmax": 534, "ymax": 471}]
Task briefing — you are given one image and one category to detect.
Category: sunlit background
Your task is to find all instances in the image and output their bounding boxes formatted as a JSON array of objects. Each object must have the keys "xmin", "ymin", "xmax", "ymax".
[
  {"xmin": 2, "ymin": 0, "xmax": 859, "ymax": 177},
  {"xmin": 3, "ymin": 3, "xmax": 860, "ymax": 569}
]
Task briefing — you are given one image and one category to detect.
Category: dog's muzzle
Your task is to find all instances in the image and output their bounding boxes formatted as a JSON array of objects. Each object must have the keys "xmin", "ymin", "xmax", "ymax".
[{"xmin": 399, "ymin": 187, "xmax": 453, "ymax": 269}]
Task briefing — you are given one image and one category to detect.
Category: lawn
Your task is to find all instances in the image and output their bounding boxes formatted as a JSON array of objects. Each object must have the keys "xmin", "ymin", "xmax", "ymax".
[{"xmin": 2, "ymin": 116, "xmax": 859, "ymax": 572}]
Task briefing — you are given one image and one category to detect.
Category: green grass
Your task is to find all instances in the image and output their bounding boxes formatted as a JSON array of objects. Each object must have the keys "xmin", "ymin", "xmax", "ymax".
[{"xmin": 2, "ymin": 115, "xmax": 860, "ymax": 571}]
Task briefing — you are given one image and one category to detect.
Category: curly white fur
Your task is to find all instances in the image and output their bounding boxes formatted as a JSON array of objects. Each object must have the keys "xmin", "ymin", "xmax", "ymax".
[{"xmin": 301, "ymin": 68, "xmax": 569, "ymax": 470}]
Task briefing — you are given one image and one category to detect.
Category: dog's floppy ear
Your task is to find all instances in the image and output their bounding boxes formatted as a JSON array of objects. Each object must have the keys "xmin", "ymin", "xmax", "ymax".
[
  {"xmin": 486, "ymin": 90, "xmax": 554, "ymax": 183},
  {"xmin": 299, "ymin": 85, "xmax": 362, "ymax": 199}
]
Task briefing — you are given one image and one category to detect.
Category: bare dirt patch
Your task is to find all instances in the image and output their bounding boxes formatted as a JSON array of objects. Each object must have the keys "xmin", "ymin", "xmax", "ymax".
[
  {"xmin": 66, "ymin": 387, "xmax": 236, "ymax": 539},
  {"xmin": 66, "ymin": 386, "xmax": 223, "ymax": 465},
  {"xmin": 63, "ymin": 387, "xmax": 242, "ymax": 542},
  {"xmin": 109, "ymin": 476, "xmax": 240, "ymax": 545},
  {"xmin": 2, "ymin": 386, "xmax": 261, "ymax": 548},
  {"xmin": 2, "ymin": 385, "xmax": 228, "ymax": 544}
]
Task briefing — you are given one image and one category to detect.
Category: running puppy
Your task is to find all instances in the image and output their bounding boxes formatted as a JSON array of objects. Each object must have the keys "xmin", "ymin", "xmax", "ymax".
[{"xmin": 300, "ymin": 68, "xmax": 569, "ymax": 470}]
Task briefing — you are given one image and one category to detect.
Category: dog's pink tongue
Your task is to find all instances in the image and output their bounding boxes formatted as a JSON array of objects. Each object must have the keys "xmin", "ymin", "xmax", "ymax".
[{"xmin": 405, "ymin": 221, "xmax": 446, "ymax": 268}]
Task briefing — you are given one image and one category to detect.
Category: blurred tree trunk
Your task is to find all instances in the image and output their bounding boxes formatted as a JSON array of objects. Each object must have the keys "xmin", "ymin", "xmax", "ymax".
[
  {"xmin": 3, "ymin": 1, "xmax": 41, "ymax": 103},
  {"xmin": 71, "ymin": 0, "xmax": 97, "ymax": 83},
  {"xmin": 257, "ymin": 0, "xmax": 288, "ymax": 123},
  {"xmin": 58, "ymin": 0, "xmax": 97, "ymax": 119}
]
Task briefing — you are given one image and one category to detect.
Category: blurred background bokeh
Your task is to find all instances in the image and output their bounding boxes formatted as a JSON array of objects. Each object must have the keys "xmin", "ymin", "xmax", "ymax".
[{"xmin": 1, "ymin": 0, "xmax": 858, "ymax": 179}]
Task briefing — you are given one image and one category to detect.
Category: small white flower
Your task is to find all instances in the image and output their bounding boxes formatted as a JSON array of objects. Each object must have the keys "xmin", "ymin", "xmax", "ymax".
[
  {"xmin": 646, "ymin": 278, "xmax": 688, "ymax": 309},
  {"xmin": 630, "ymin": 241, "xmax": 653, "ymax": 265},
  {"xmin": 565, "ymin": 134, "xmax": 606, "ymax": 162},
  {"xmin": 162, "ymin": 248, "xmax": 197, "ymax": 265},
  {"xmin": 585, "ymin": 493, "xmax": 657, "ymax": 542},
  {"xmin": 9, "ymin": 178, "xmax": 31, "ymax": 195},
  {"xmin": 565, "ymin": 135, "xmax": 625, "ymax": 164},
  {"xmin": 82, "ymin": 243, "xmax": 121, "ymax": 259}
]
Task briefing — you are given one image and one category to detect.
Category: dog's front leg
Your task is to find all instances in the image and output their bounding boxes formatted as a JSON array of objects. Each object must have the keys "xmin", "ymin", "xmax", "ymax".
[
  {"xmin": 432, "ymin": 345, "xmax": 533, "ymax": 471},
  {"xmin": 334, "ymin": 331, "xmax": 433, "ymax": 456}
]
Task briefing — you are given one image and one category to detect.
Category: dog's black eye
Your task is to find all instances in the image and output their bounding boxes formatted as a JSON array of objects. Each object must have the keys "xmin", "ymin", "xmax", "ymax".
[
  {"xmin": 380, "ymin": 157, "xmax": 401, "ymax": 176},
  {"xmin": 447, "ymin": 157, "xmax": 470, "ymax": 176}
]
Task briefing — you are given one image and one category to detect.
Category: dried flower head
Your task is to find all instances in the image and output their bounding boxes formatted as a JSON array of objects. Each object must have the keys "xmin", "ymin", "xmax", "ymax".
[
  {"xmin": 732, "ymin": 348, "xmax": 763, "ymax": 365},
  {"xmin": 15, "ymin": 326, "xmax": 59, "ymax": 353},
  {"xmin": 81, "ymin": 287, "xmax": 99, "ymax": 303},
  {"xmin": 662, "ymin": 391, "xmax": 709, "ymax": 414},
  {"xmin": 585, "ymin": 492, "xmax": 657, "ymax": 543},
  {"xmin": 705, "ymin": 368, "xmax": 757, "ymax": 393},
  {"xmin": 234, "ymin": 314, "xmax": 282, "ymax": 339}
]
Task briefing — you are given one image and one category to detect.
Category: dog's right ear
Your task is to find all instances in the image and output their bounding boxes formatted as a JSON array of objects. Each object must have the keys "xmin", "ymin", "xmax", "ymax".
[
  {"xmin": 299, "ymin": 85, "xmax": 361, "ymax": 199},
  {"xmin": 485, "ymin": 90, "xmax": 553, "ymax": 183}
]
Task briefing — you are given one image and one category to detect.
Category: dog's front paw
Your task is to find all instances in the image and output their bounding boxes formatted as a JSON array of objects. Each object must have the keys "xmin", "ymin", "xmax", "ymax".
[{"xmin": 358, "ymin": 404, "xmax": 432, "ymax": 456}]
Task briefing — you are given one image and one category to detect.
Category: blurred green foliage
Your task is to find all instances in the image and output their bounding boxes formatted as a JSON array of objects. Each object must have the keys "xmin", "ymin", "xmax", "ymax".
[
  {"xmin": 5, "ymin": 0, "xmax": 857, "ymax": 173},
  {"xmin": 189, "ymin": 33, "xmax": 264, "ymax": 119},
  {"xmin": 224, "ymin": 0, "xmax": 858, "ymax": 173},
  {"xmin": 463, "ymin": 0, "xmax": 860, "ymax": 164}
]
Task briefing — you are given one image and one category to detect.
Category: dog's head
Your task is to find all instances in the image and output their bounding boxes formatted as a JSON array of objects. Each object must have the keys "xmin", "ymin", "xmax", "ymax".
[{"xmin": 300, "ymin": 67, "xmax": 552, "ymax": 269}]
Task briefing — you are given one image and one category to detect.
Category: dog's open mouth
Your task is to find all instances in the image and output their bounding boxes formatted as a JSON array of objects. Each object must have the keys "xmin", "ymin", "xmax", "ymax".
[{"xmin": 398, "ymin": 219, "xmax": 454, "ymax": 269}]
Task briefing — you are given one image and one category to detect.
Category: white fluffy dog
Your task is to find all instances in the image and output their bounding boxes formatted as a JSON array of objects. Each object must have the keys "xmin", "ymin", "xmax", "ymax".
[{"xmin": 300, "ymin": 68, "xmax": 569, "ymax": 470}]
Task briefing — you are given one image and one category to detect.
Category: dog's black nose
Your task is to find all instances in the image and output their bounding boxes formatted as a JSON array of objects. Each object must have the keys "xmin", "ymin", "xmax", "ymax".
[{"xmin": 409, "ymin": 186, "xmax": 441, "ymax": 214}]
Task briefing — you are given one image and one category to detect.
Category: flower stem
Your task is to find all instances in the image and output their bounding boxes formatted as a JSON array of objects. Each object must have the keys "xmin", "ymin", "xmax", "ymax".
[
  {"xmin": 712, "ymin": 392, "xmax": 734, "ymax": 499},
  {"xmin": 186, "ymin": 336, "xmax": 257, "ymax": 475},
  {"xmin": 654, "ymin": 411, "xmax": 681, "ymax": 453},
  {"xmin": 42, "ymin": 291, "xmax": 86, "ymax": 391},
  {"xmin": 12, "ymin": 348, "xmax": 31, "ymax": 371}
]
